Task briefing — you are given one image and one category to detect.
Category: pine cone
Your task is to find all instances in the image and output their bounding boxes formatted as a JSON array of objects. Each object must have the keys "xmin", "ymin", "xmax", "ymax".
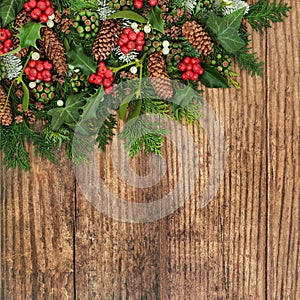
[
  {"xmin": 147, "ymin": 52, "xmax": 173, "ymax": 99},
  {"xmin": 0, "ymin": 85, "xmax": 13, "ymax": 126},
  {"xmin": 11, "ymin": 36, "xmax": 30, "ymax": 59},
  {"xmin": 92, "ymin": 19, "xmax": 121, "ymax": 62},
  {"xmin": 40, "ymin": 27, "xmax": 68, "ymax": 77},
  {"xmin": 182, "ymin": 21, "xmax": 214, "ymax": 56},
  {"xmin": 14, "ymin": 9, "xmax": 32, "ymax": 29}
]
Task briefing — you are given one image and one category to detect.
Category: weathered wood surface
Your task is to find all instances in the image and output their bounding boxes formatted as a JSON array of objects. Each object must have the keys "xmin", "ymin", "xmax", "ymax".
[{"xmin": 1, "ymin": 0, "xmax": 299, "ymax": 298}]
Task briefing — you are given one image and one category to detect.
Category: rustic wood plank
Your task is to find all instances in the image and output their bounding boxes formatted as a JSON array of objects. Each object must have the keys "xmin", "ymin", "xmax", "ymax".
[
  {"xmin": 267, "ymin": 0, "xmax": 300, "ymax": 299},
  {"xmin": 163, "ymin": 28, "xmax": 268, "ymax": 299},
  {"xmin": 1, "ymin": 145, "xmax": 75, "ymax": 299},
  {"xmin": 74, "ymin": 127, "xmax": 162, "ymax": 299}
]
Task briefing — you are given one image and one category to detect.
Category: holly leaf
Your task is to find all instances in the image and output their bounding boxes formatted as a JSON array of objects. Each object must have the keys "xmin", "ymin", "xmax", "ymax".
[
  {"xmin": 119, "ymin": 91, "xmax": 136, "ymax": 120},
  {"xmin": 199, "ymin": 65, "xmax": 230, "ymax": 88},
  {"xmin": 67, "ymin": 46, "xmax": 97, "ymax": 76},
  {"xmin": 0, "ymin": 0, "xmax": 25, "ymax": 27},
  {"xmin": 16, "ymin": 22, "xmax": 44, "ymax": 50},
  {"xmin": 48, "ymin": 93, "xmax": 86, "ymax": 131},
  {"xmin": 75, "ymin": 88, "xmax": 105, "ymax": 135},
  {"xmin": 172, "ymin": 85, "xmax": 203, "ymax": 114},
  {"xmin": 107, "ymin": 11, "xmax": 147, "ymax": 23},
  {"xmin": 206, "ymin": 8, "xmax": 246, "ymax": 53},
  {"xmin": 147, "ymin": 6, "xmax": 165, "ymax": 34}
]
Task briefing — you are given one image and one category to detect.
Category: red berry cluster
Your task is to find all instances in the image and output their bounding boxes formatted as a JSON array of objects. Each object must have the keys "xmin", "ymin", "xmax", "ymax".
[
  {"xmin": 25, "ymin": 60, "xmax": 53, "ymax": 82},
  {"xmin": 118, "ymin": 28, "xmax": 145, "ymax": 54},
  {"xmin": 88, "ymin": 62, "xmax": 114, "ymax": 94},
  {"xmin": 178, "ymin": 57, "xmax": 204, "ymax": 81},
  {"xmin": 0, "ymin": 28, "xmax": 13, "ymax": 55},
  {"xmin": 134, "ymin": 0, "xmax": 157, "ymax": 9},
  {"xmin": 24, "ymin": 0, "xmax": 54, "ymax": 23}
]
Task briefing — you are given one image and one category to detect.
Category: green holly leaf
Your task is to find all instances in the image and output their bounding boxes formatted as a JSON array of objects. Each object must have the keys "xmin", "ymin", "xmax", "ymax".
[
  {"xmin": 199, "ymin": 65, "xmax": 230, "ymax": 88},
  {"xmin": 147, "ymin": 6, "xmax": 165, "ymax": 34},
  {"xmin": 67, "ymin": 46, "xmax": 97, "ymax": 76},
  {"xmin": 76, "ymin": 88, "xmax": 105, "ymax": 135},
  {"xmin": 172, "ymin": 85, "xmax": 203, "ymax": 116},
  {"xmin": 16, "ymin": 22, "xmax": 44, "ymax": 50},
  {"xmin": 48, "ymin": 93, "xmax": 86, "ymax": 131},
  {"xmin": 107, "ymin": 11, "xmax": 147, "ymax": 23},
  {"xmin": 207, "ymin": 8, "xmax": 246, "ymax": 53},
  {"xmin": 0, "ymin": 0, "xmax": 25, "ymax": 27}
]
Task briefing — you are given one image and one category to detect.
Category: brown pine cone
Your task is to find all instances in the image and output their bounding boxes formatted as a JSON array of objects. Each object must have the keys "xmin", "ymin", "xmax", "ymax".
[
  {"xmin": 11, "ymin": 36, "xmax": 30, "ymax": 59},
  {"xmin": 92, "ymin": 19, "xmax": 121, "ymax": 62},
  {"xmin": 0, "ymin": 85, "xmax": 13, "ymax": 126},
  {"xmin": 40, "ymin": 27, "xmax": 68, "ymax": 77},
  {"xmin": 14, "ymin": 9, "xmax": 32, "ymax": 29},
  {"xmin": 182, "ymin": 21, "xmax": 214, "ymax": 56},
  {"xmin": 147, "ymin": 51, "xmax": 173, "ymax": 99}
]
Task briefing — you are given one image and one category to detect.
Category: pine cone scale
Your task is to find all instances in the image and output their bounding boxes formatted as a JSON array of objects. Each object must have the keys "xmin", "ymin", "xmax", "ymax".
[{"xmin": 0, "ymin": 85, "xmax": 13, "ymax": 126}]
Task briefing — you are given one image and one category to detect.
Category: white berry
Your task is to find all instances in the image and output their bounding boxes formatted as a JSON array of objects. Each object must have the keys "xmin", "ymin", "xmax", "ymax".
[
  {"xmin": 130, "ymin": 66, "xmax": 138, "ymax": 74},
  {"xmin": 131, "ymin": 22, "xmax": 138, "ymax": 29},
  {"xmin": 48, "ymin": 14, "xmax": 55, "ymax": 20},
  {"xmin": 57, "ymin": 100, "xmax": 64, "ymax": 107},
  {"xmin": 162, "ymin": 40, "xmax": 170, "ymax": 48},
  {"xmin": 162, "ymin": 47, "xmax": 170, "ymax": 55},
  {"xmin": 144, "ymin": 25, "xmax": 151, "ymax": 33},
  {"xmin": 134, "ymin": 28, "xmax": 140, "ymax": 34},
  {"xmin": 29, "ymin": 82, "xmax": 36, "ymax": 89},
  {"xmin": 32, "ymin": 52, "xmax": 40, "ymax": 61},
  {"xmin": 47, "ymin": 20, "xmax": 54, "ymax": 28}
]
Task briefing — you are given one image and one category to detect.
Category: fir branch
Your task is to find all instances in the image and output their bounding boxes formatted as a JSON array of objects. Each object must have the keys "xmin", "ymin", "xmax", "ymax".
[
  {"xmin": 246, "ymin": 0, "xmax": 291, "ymax": 32},
  {"xmin": 233, "ymin": 47, "xmax": 264, "ymax": 77},
  {"xmin": 96, "ymin": 114, "xmax": 117, "ymax": 151},
  {"xmin": 118, "ymin": 116, "xmax": 168, "ymax": 157}
]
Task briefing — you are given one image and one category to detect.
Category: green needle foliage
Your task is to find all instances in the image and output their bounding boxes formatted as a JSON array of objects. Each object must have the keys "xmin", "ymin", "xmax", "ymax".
[{"xmin": 246, "ymin": 0, "xmax": 292, "ymax": 32}]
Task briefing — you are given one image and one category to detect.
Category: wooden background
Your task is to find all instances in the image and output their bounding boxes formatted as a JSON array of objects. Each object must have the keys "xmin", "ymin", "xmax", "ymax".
[{"xmin": 1, "ymin": 1, "xmax": 299, "ymax": 298}]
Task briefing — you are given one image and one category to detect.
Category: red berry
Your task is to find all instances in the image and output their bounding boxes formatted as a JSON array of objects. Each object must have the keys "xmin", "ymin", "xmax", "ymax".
[
  {"xmin": 137, "ymin": 32, "xmax": 145, "ymax": 39},
  {"xmin": 105, "ymin": 86, "xmax": 113, "ymax": 94},
  {"xmin": 37, "ymin": 72, "xmax": 44, "ymax": 81},
  {"xmin": 98, "ymin": 66, "xmax": 107, "ymax": 74},
  {"xmin": 31, "ymin": 8, "xmax": 42, "ymax": 19},
  {"xmin": 149, "ymin": 0, "xmax": 157, "ymax": 6},
  {"xmin": 118, "ymin": 40, "xmax": 124, "ymax": 47},
  {"xmin": 36, "ymin": 63, "xmax": 44, "ymax": 72},
  {"xmin": 128, "ymin": 32, "xmax": 137, "ymax": 41},
  {"xmin": 191, "ymin": 73, "xmax": 199, "ymax": 81},
  {"xmin": 185, "ymin": 63, "xmax": 192, "ymax": 71},
  {"xmin": 0, "ymin": 30, "xmax": 7, "ymax": 42},
  {"xmin": 28, "ymin": 75, "xmax": 36, "ymax": 81},
  {"xmin": 4, "ymin": 39, "xmax": 13, "ymax": 49},
  {"xmin": 135, "ymin": 45, "xmax": 143, "ymax": 52},
  {"xmin": 4, "ymin": 29, "xmax": 11, "ymax": 38},
  {"xmin": 183, "ymin": 56, "xmax": 191, "ymax": 64},
  {"xmin": 192, "ymin": 64, "xmax": 202, "ymax": 74},
  {"xmin": 121, "ymin": 45, "xmax": 130, "ymax": 54},
  {"xmin": 45, "ymin": 0, "xmax": 51, "ymax": 7},
  {"xmin": 191, "ymin": 57, "xmax": 199, "ymax": 65},
  {"xmin": 42, "ymin": 69, "xmax": 51, "ymax": 80},
  {"xmin": 94, "ymin": 75, "xmax": 102, "ymax": 85},
  {"xmin": 198, "ymin": 68, "xmax": 204, "ymax": 75},
  {"xmin": 103, "ymin": 78, "xmax": 112, "ymax": 88},
  {"xmin": 43, "ymin": 61, "xmax": 53, "ymax": 70},
  {"xmin": 88, "ymin": 73, "xmax": 97, "ymax": 84},
  {"xmin": 185, "ymin": 70, "xmax": 193, "ymax": 79},
  {"xmin": 37, "ymin": 1, "xmax": 47, "ymax": 10},
  {"xmin": 127, "ymin": 41, "xmax": 135, "ymax": 50},
  {"xmin": 123, "ymin": 28, "xmax": 131, "ymax": 35},
  {"xmin": 105, "ymin": 70, "xmax": 114, "ymax": 78},
  {"xmin": 181, "ymin": 73, "xmax": 188, "ymax": 81},
  {"xmin": 178, "ymin": 62, "xmax": 186, "ymax": 72},
  {"xmin": 98, "ymin": 62, "xmax": 106, "ymax": 68},
  {"xmin": 28, "ymin": 60, "xmax": 37, "ymax": 68},
  {"xmin": 28, "ymin": 0, "xmax": 37, "ymax": 8},
  {"xmin": 120, "ymin": 35, "xmax": 129, "ymax": 44},
  {"xmin": 29, "ymin": 68, "xmax": 38, "ymax": 78},
  {"xmin": 3, "ymin": 47, "xmax": 9, "ymax": 53},
  {"xmin": 134, "ymin": 0, "xmax": 143, "ymax": 9},
  {"xmin": 44, "ymin": 7, "xmax": 54, "ymax": 16},
  {"xmin": 24, "ymin": 3, "xmax": 31, "ymax": 12},
  {"xmin": 0, "ymin": 43, "xmax": 3, "ymax": 50},
  {"xmin": 24, "ymin": 67, "xmax": 31, "ymax": 75},
  {"xmin": 39, "ymin": 14, "xmax": 48, "ymax": 22},
  {"xmin": 135, "ymin": 39, "xmax": 144, "ymax": 46}
]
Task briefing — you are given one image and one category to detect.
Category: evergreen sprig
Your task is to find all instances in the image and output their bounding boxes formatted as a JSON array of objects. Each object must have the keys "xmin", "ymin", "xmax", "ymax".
[
  {"xmin": 96, "ymin": 114, "xmax": 117, "ymax": 151},
  {"xmin": 246, "ymin": 0, "xmax": 291, "ymax": 32}
]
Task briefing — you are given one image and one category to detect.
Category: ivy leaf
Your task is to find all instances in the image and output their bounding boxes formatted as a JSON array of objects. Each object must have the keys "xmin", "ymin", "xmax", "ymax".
[
  {"xmin": 67, "ymin": 46, "xmax": 97, "ymax": 76},
  {"xmin": 147, "ymin": 6, "xmax": 165, "ymax": 34},
  {"xmin": 127, "ymin": 99, "xmax": 143, "ymax": 121},
  {"xmin": 107, "ymin": 11, "xmax": 147, "ymax": 23},
  {"xmin": 48, "ymin": 94, "xmax": 86, "ymax": 131},
  {"xmin": 76, "ymin": 88, "xmax": 105, "ymax": 135},
  {"xmin": 16, "ymin": 22, "xmax": 44, "ymax": 50},
  {"xmin": 0, "ymin": 0, "xmax": 25, "ymax": 27},
  {"xmin": 207, "ymin": 8, "xmax": 246, "ymax": 53},
  {"xmin": 172, "ymin": 85, "xmax": 202, "ymax": 115},
  {"xmin": 199, "ymin": 65, "xmax": 230, "ymax": 88}
]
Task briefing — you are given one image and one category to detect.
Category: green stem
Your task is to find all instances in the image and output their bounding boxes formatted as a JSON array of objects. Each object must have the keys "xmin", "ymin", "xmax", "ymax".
[{"xmin": 109, "ymin": 53, "xmax": 147, "ymax": 74}]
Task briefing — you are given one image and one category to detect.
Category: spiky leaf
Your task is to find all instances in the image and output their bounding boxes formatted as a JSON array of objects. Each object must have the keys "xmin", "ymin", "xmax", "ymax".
[
  {"xmin": 107, "ymin": 11, "xmax": 147, "ymax": 23},
  {"xmin": 147, "ymin": 6, "xmax": 165, "ymax": 34},
  {"xmin": 16, "ymin": 22, "xmax": 44, "ymax": 50}
]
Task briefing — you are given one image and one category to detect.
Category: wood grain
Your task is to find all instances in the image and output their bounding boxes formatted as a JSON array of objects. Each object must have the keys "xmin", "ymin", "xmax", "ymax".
[{"xmin": 1, "ymin": 1, "xmax": 299, "ymax": 299}]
